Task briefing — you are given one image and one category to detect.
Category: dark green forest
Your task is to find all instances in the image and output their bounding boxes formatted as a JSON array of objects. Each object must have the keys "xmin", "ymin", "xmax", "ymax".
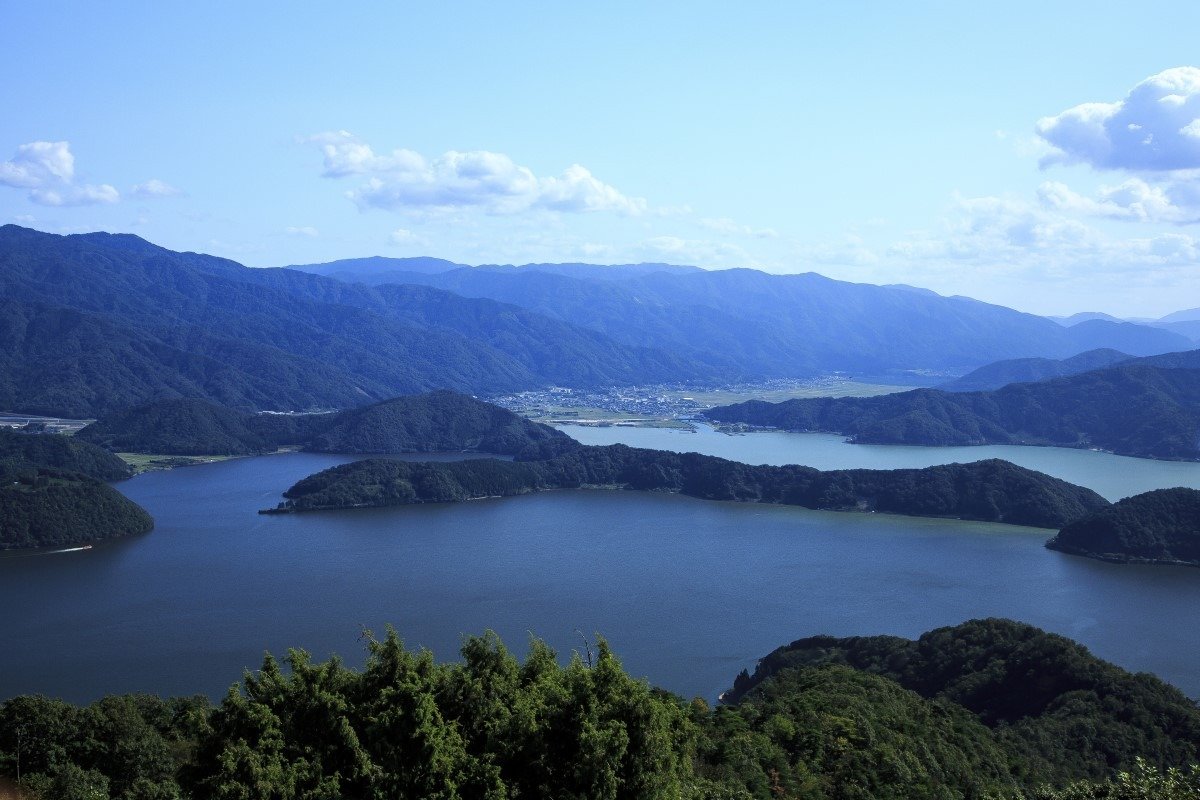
[
  {"xmin": 1, "ymin": 620, "xmax": 1197, "ymax": 799},
  {"xmin": 707, "ymin": 360, "xmax": 1200, "ymax": 460},
  {"xmin": 271, "ymin": 445, "xmax": 1109, "ymax": 529},
  {"xmin": 76, "ymin": 391, "xmax": 576, "ymax": 458},
  {"xmin": 0, "ymin": 427, "xmax": 132, "ymax": 481},
  {"xmin": 0, "ymin": 428, "xmax": 152, "ymax": 549},
  {"xmin": 0, "ymin": 463, "xmax": 153, "ymax": 549},
  {"xmin": 1047, "ymin": 487, "xmax": 1200, "ymax": 565}
]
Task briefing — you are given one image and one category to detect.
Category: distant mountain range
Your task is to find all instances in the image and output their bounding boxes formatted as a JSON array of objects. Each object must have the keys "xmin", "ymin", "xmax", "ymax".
[
  {"xmin": 939, "ymin": 348, "xmax": 1134, "ymax": 392},
  {"xmin": 2, "ymin": 225, "xmax": 1194, "ymax": 418},
  {"xmin": 1048, "ymin": 308, "xmax": 1200, "ymax": 344},
  {"xmin": 290, "ymin": 254, "xmax": 1193, "ymax": 382},
  {"xmin": 707, "ymin": 350, "xmax": 1200, "ymax": 460},
  {"xmin": 0, "ymin": 226, "xmax": 702, "ymax": 417}
]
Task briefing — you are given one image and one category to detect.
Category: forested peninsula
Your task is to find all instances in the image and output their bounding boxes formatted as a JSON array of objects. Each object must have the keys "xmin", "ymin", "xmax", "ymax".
[
  {"xmin": 1047, "ymin": 487, "xmax": 1200, "ymax": 566},
  {"xmin": 706, "ymin": 359, "xmax": 1200, "ymax": 460},
  {"xmin": 76, "ymin": 390, "xmax": 575, "ymax": 458},
  {"xmin": 1, "ymin": 619, "xmax": 1197, "ymax": 800},
  {"xmin": 0, "ymin": 427, "xmax": 152, "ymax": 549},
  {"xmin": 267, "ymin": 444, "xmax": 1109, "ymax": 528}
]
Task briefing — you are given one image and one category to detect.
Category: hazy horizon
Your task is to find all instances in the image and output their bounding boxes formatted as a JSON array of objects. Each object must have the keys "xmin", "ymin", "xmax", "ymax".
[{"xmin": 3, "ymin": 2, "xmax": 1200, "ymax": 316}]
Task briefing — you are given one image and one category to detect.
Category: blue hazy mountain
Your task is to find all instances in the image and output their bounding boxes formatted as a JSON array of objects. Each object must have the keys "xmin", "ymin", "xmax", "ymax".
[{"xmin": 293, "ymin": 256, "xmax": 1192, "ymax": 378}]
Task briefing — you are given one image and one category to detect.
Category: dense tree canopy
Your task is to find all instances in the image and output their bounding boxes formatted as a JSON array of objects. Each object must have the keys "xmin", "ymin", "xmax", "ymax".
[
  {"xmin": 77, "ymin": 391, "xmax": 575, "ymax": 458},
  {"xmin": 707, "ymin": 360, "xmax": 1200, "ymax": 460},
  {"xmin": 2, "ymin": 621, "xmax": 1198, "ymax": 799},
  {"xmin": 1048, "ymin": 487, "xmax": 1200, "ymax": 565},
  {"xmin": 273, "ymin": 446, "xmax": 1109, "ymax": 529}
]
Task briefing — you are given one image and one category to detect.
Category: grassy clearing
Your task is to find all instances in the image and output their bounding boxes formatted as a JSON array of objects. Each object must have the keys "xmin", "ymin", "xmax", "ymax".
[{"xmin": 117, "ymin": 453, "xmax": 241, "ymax": 474}]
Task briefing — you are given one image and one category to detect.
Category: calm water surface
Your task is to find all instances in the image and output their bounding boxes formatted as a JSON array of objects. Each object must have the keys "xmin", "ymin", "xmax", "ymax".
[
  {"xmin": 2, "ymin": 436, "xmax": 1199, "ymax": 705},
  {"xmin": 560, "ymin": 423, "xmax": 1200, "ymax": 501}
]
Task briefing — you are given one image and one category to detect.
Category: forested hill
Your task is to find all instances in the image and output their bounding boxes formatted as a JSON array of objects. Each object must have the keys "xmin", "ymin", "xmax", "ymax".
[
  {"xmin": 939, "ymin": 348, "xmax": 1133, "ymax": 392},
  {"xmin": 0, "ymin": 225, "xmax": 702, "ymax": 417},
  {"xmin": 0, "ymin": 464, "xmax": 154, "ymax": 549},
  {"xmin": 720, "ymin": 618, "xmax": 1200, "ymax": 786},
  {"xmin": 271, "ymin": 446, "xmax": 1109, "ymax": 528},
  {"xmin": 1047, "ymin": 487, "xmax": 1200, "ymax": 565},
  {"xmin": 2, "ymin": 620, "xmax": 1198, "ymax": 799},
  {"xmin": 77, "ymin": 391, "xmax": 575, "ymax": 458},
  {"xmin": 707, "ymin": 360, "xmax": 1200, "ymax": 460},
  {"xmin": 0, "ymin": 426, "xmax": 132, "ymax": 480}
]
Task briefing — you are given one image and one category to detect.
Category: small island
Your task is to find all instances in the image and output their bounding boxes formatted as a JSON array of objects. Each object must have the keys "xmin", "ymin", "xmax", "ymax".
[
  {"xmin": 265, "ymin": 445, "xmax": 1110, "ymax": 529},
  {"xmin": 1046, "ymin": 487, "xmax": 1200, "ymax": 566}
]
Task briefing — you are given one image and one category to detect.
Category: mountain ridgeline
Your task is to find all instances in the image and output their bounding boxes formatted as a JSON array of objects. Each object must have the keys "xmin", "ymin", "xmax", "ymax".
[
  {"xmin": 76, "ymin": 391, "xmax": 576, "ymax": 458},
  {"xmin": 1047, "ymin": 487, "xmax": 1200, "ymax": 566},
  {"xmin": 938, "ymin": 348, "xmax": 1134, "ymax": 392},
  {"xmin": 3, "ymin": 225, "xmax": 1194, "ymax": 418},
  {"xmin": 707, "ymin": 355, "xmax": 1200, "ymax": 460},
  {"xmin": 0, "ymin": 226, "xmax": 703, "ymax": 417},
  {"xmin": 2, "ymin": 620, "xmax": 1198, "ymax": 799},
  {"xmin": 270, "ymin": 445, "xmax": 1109, "ymax": 528},
  {"xmin": 289, "ymin": 255, "xmax": 1193, "ymax": 381}
]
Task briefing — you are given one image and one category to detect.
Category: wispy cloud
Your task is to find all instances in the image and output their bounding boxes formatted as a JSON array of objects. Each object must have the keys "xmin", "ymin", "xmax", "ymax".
[
  {"xmin": 0, "ymin": 141, "xmax": 119, "ymax": 206},
  {"xmin": 131, "ymin": 178, "xmax": 184, "ymax": 199}
]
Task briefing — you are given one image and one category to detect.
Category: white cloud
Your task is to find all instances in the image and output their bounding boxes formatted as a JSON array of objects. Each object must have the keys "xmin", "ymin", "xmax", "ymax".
[
  {"xmin": 131, "ymin": 179, "xmax": 183, "ymax": 198},
  {"xmin": 1038, "ymin": 178, "xmax": 1200, "ymax": 224},
  {"xmin": 284, "ymin": 226, "xmax": 319, "ymax": 237},
  {"xmin": 307, "ymin": 131, "xmax": 646, "ymax": 216},
  {"xmin": 0, "ymin": 141, "xmax": 118, "ymax": 206},
  {"xmin": 1037, "ymin": 67, "xmax": 1200, "ymax": 171}
]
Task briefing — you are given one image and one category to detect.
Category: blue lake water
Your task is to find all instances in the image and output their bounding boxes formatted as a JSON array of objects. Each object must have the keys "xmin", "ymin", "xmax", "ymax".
[{"xmin": 1, "ymin": 430, "xmax": 1198, "ymax": 705}]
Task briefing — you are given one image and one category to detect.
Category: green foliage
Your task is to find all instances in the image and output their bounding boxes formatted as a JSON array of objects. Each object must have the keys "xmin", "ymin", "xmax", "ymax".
[
  {"xmin": 0, "ymin": 464, "xmax": 153, "ymax": 549},
  {"xmin": 1, "ymin": 623, "xmax": 1198, "ymax": 799},
  {"xmin": 188, "ymin": 630, "xmax": 690, "ymax": 799},
  {"xmin": 1047, "ymin": 487, "xmax": 1200, "ymax": 565},
  {"xmin": 0, "ymin": 428, "xmax": 131, "ymax": 481},
  {"xmin": 707, "ymin": 361, "xmax": 1200, "ymax": 460},
  {"xmin": 0, "ymin": 693, "xmax": 209, "ymax": 800},
  {"xmin": 722, "ymin": 619, "xmax": 1200, "ymax": 785},
  {"xmin": 277, "ymin": 445, "xmax": 1109, "ymax": 529},
  {"xmin": 77, "ymin": 391, "xmax": 576, "ymax": 458}
]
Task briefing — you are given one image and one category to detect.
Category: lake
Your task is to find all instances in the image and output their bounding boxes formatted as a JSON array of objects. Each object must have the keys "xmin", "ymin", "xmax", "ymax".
[
  {"xmin": 2, "ymin": 431, "xmax": 1199, "ymax": 706},
  {"xmin": 560, "ymin": 423, "xmax": 1200, "ymax": 501}
]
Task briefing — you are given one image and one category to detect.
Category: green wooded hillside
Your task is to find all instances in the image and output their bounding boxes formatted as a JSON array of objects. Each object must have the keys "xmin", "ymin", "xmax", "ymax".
[
  {"xmin": 76, "ymin": 391, "xmax": 575, "ymax": 458},
  {"xmin": 707, "ymin": 361, "xmax": 1200, "ymax": 460},
  {"xmin": 273, "ymin": 446, "xmax": 1109, "ymax": 529},
  {"xmin": 1, "ymin": 620, "xmax": 1197, "ymax": 799},
  {"xmin": 1047, "ymin": 487, "xmax": 1200, "ymax": 565},
  {"xmin": 0, "ymin": 464, "xmax": 153, "ymax": 549}
]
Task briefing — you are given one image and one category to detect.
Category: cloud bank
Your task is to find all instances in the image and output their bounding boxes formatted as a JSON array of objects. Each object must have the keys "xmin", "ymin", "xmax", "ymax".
[{"xmin": 307, "ymin": 131, "xmax": 647, "ymax": 215}]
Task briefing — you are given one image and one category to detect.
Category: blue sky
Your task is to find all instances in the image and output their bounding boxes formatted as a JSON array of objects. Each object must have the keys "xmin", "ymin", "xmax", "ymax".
[{"xmin": 3, "ymin": 2, "xmax": 1199, "ymax": 316}]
